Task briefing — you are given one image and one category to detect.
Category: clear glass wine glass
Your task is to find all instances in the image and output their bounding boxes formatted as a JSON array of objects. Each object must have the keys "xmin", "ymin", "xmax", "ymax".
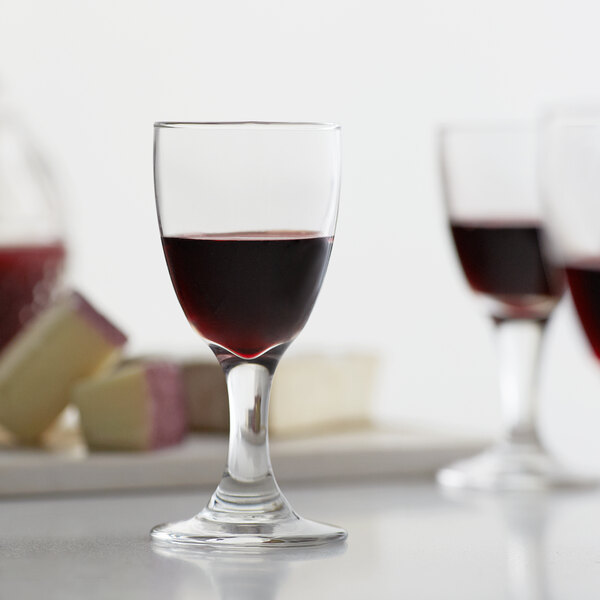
[
  {"xmin": 152, "ymin": 121, "xmax": 346, "ymax": 548},
  {"xmin": 437, "ymin": 123, "xmax": 581, "ymax": 491},
  {"xmin": 541, "ymin": 110, "xmax": 600, "ymax": 382}
]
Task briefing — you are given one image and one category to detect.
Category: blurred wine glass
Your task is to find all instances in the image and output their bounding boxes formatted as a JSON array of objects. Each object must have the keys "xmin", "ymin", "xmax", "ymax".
[
  {"xmin": 541, "ymin": 109, "xmax": 600, "ymax": 370},
  {"xmin": 437, "ymin": 123, "xmax": 585, "ymax": 491}
]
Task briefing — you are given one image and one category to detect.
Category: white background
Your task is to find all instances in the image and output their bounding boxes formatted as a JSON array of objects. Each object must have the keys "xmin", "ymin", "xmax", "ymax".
[{"xmin": 1, "ymin": 0, "xmax": 600, "ymax": 471}]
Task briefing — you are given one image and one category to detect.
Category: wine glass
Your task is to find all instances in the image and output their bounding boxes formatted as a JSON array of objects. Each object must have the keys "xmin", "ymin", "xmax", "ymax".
[
  {"xmin": 152, "ymin": 121, "xmax": 345, "ymax": 548},
  {"xmin": 437, "ymin": 123, "xmax": 577, "ymax": 491},
  {"xmin": 541, "ymin": 110, "xmax": 600, "ymax": 383}
]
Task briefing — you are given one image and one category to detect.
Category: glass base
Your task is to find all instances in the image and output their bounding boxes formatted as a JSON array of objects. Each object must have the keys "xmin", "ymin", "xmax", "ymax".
[
  {"xmin": 437, "ymin": 442, "xmax": 596, "ymax": 492},
  {"xmin": 151, "ymin": 509, "xmax": 347, "ymax": 549}
]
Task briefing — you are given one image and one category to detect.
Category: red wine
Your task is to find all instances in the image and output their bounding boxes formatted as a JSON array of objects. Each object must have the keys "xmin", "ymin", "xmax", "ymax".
[
  {"xmin": 0, "ymin": 242, "xmax": 66, "ymax": 350},
  {"xmin": 162, "ymin": 231, "xmax": 333, "ymax": 359},
  {"xmin": 450, "ymin": 221, "xmax": 564, "ymax": 319},
  {"xmin": 566, "ymin": 260, "xmax": 600, "ymax": 360}
]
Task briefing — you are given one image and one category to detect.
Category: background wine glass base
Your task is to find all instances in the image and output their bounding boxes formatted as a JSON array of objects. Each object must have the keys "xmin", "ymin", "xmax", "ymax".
[
  {"xmin": 150, "ymin": 513, "xmax": 347, "ymax": 549},
  {"xmin": 437, "ymin": 442, "xmax": 597, "ymax": 492}
]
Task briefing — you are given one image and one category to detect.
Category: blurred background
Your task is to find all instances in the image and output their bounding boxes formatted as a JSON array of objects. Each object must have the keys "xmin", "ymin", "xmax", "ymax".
[{"xmin": 1, "ymin": 0, "xmax": 600, "ymax": 470}]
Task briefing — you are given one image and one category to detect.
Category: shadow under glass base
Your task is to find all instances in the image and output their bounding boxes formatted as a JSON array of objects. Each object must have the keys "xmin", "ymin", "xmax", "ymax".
[
  {"xmin": 437, "ymin": 442, "xmax": 596, "ymax": 492},
  {"xmin": 151, "ymin": 508, "xmax": 347, "ymax": 549}
]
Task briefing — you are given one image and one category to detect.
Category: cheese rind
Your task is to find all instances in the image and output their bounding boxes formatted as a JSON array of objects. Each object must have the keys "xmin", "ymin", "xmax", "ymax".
[
  {"xmin": 0, "ymin": 292, "xmax": 127, "ymax": 443},
  {"xmin": 146, "ymin": 363, "xmax": 188, "ymax": 449},
  {"xmin": 70, "ymin": 293, "xmax": 128, "ymax": 347},
  {"xmin": 73, "ymin": 361, "xmax": 187, "ymax": 451},
  {"xmin": 180, "ymin": 361, "xmax": 228, "ymax": 432}
]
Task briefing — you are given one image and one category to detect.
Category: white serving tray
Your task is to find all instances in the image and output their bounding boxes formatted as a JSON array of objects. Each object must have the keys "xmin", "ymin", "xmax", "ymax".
[{"xmin": 0, "ymin": 426, "xmax": 487, "ymax": 496}]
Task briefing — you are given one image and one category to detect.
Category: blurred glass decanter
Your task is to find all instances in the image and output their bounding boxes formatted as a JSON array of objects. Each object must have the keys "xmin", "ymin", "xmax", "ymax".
[{"xmin": 0, "ymin": 101, "xmax": 66, "ymax": 351}]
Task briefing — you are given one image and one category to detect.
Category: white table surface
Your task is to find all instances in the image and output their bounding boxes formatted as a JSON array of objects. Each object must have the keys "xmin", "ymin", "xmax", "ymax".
[{"xmin": 2, "ymin": 478, "xmax": 600, "ymax": 599}]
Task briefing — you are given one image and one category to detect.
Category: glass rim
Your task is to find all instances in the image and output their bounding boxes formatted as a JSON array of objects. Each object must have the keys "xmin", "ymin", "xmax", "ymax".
[{"xmin": 154, "ymin": 121, "xmax": 340, "ymax": 130}]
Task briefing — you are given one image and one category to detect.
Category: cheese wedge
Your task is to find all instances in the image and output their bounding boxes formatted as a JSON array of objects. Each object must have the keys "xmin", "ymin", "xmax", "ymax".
[
  {"xmin": 270, "ymin": 354, "xmax": 377, "ymax": 436},
  {"xmin": 180, "ymin": 361, "xmax": 228, "ymax": 432},
  {"xmin": 0, "ymin": 292, "xmax": 127, "ymax": 443},
  {"xmin": 73, "ymin": 361, "xmax": 187, "ymax": 451}
]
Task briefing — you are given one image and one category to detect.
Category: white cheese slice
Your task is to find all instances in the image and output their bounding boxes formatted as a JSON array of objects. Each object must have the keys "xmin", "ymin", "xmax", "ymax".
[
  {"xmin": 270, "ymin": 354, "xmax": 377, "ymax": 436},
  {"xmin": 0, "ymin": 292, "xmax": 127, "ymax": 443},
  {"xmin": 72, "ymin": 361, "xmax": 187, "ymax": 451}
]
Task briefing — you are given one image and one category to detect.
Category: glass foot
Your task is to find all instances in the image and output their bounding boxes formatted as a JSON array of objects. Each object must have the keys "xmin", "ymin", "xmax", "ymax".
[
  {"xmin": 437, "ymin": 442, "xmax": 596, "ymax": 491},
  {"xmin": 151, "ymin": 510, "xmax": 347, "ymax": 549}
]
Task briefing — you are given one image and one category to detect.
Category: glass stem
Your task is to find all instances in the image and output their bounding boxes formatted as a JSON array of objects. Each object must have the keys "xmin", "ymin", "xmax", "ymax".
[
  {"xmin": 226, "ymin": 361, "xmax": 273, "ymax": 482},
  {"xmin": 207, "ymin": 359, "xmax": 290, "ymax": 517},
  {"xmin": 495, "ymin": 319, "xmax": 546, "ymax": 448}
]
